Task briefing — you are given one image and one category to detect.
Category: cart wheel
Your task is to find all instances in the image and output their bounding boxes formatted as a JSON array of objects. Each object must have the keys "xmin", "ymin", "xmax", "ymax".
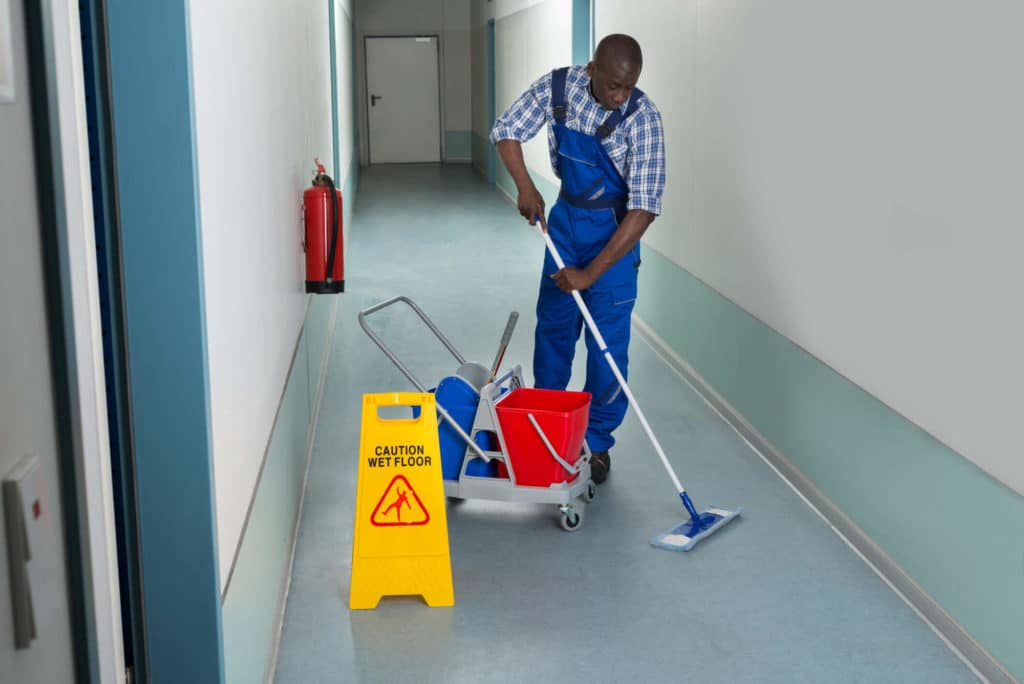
[
  {"xmin": 559, "ymin": 507, "xmax": 583, "ymax": 532},
  {"xmin": 582, "ymin": 480, "xmax": 597, "ymax": 503}
]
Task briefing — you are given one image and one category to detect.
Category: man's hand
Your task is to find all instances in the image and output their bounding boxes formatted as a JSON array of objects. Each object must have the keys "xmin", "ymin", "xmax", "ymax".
[
  {"xmin": 548, "ymin": 210, "xmax": 657, "ymax": 294},
  {"xmin": 517, "ymin": 186, "xmax": 545, "ymax": 225},
  {"xmin": 550, "ymin": 266, "xmax": 596, "ymax": 293},
  {"xmin": 496, "ymin": 139, "xmax": 547, "ymax": 226}
]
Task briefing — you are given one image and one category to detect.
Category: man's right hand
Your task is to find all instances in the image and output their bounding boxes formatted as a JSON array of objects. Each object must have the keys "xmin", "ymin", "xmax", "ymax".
[
  {"xmin": 517, "ymin": 186, "xmax": 545, "ymax": 226},
  {"xmin": 496, "ymin": 140, "xmax": 546, "ymax": 226}
]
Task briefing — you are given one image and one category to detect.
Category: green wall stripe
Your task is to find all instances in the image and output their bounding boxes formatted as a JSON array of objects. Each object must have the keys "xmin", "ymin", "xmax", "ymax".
[
  {"xmin": 445, "ymin": 130, "xmax": 472, "ymax": 160},
  {"xmin": 471, "ymin": 132, "xmax": 490, "ymax": 179},
  {"xmin": 222, "ymin": 296, "xmax": 337, "ymax": 683},
  {"xmin": 634, "ymin": 246, "xmax": 1024, "ymax": 680}
]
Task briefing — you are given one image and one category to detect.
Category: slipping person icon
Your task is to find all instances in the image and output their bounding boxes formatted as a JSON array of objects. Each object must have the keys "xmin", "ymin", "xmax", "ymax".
[{"xmin": 381, "ymin": 487, "xmax": 411, "ymax": 522}]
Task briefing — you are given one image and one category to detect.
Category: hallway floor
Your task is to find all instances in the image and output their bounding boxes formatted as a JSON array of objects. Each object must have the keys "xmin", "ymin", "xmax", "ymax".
[{"xmin": 273, "ymin": 164, "xmax": 978, "ymax": 683}]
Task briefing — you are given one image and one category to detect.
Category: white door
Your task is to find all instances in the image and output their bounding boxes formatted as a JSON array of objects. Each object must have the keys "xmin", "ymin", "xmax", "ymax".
[
  {"xmin": 1, "ymin": 0, "xmax": 78, "ymax": 680},
  {"xmin": 366, "ymin": 36, "xmax": 441, "ymax": 164}
]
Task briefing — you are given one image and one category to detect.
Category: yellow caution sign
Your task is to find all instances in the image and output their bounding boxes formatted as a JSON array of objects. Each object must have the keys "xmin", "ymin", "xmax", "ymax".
[{"xmin": 349, "ymin": 392, "xmax": 454, "ymax": 609}]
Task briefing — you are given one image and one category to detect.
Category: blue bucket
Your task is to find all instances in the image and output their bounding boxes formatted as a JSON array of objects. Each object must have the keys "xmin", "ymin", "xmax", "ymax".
[
  {"xmin": 464, "ymin": 431, "xmax": 499, "ymax": 477},
  {"xmin": 435, "ymin": 375, "xmax": 479, "ymax": 480}
]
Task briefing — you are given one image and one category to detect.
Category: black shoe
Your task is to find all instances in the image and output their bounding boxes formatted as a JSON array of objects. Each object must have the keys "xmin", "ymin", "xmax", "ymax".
[{"xmin": 590, "ymin": 450, "xmax": 611, "ymax": 484}]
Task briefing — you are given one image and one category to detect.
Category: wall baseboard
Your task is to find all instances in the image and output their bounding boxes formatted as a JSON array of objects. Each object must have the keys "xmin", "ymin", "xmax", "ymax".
[{"xmin": 632, "ymin": 315, "xmax": 1016, "ymax": 684}]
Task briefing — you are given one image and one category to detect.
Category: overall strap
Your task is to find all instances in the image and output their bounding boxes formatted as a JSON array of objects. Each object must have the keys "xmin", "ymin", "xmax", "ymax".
[
  {"xmin": 595, "ymin": 87, "xmax": 645, "ymax": 139},
  {"xmin": 551, "ymin": 67, "xmax": 570, "ymax": 123}
]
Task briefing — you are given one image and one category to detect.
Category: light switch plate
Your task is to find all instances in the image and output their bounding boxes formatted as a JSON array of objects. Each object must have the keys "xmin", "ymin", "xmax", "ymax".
[{"xmin": 3, "ymin": 454, "xmax": 42, "ymax": 648}]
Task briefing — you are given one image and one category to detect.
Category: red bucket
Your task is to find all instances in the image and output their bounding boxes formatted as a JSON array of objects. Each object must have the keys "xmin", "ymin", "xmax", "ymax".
[{"xmin": 494, "ymin": 388, "xmax": 591, "ymax": 487}]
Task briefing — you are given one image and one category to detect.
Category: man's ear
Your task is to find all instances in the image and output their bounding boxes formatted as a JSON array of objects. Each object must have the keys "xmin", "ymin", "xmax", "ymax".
[{"xmin": 586, "ymin": 62, "xmax": 595, "ymax": 78}]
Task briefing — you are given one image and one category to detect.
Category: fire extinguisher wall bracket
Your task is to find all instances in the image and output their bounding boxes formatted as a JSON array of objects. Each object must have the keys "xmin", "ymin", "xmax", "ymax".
[{"xmin": 302, "ymin": 161, "xmax": 345, "ymax": 294}]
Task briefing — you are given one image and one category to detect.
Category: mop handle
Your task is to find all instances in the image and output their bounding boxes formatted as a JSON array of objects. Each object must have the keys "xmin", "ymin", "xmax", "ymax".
[
  {"xmin": 537, "ymin": 221, "xmax": 686, "ymax": 495},
  {"xmin": 489, "ymin": 311, "xmax": 519, "ymax": 381}
]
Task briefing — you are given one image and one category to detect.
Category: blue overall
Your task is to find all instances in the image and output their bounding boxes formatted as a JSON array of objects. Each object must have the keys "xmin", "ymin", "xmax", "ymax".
[{"xmin": 534, "ymin": 68, "xmax": 645, "ymax": 453}]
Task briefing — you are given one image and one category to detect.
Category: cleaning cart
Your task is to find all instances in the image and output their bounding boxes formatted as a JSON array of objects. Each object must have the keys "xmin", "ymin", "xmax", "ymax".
[{"xmin": 358, "ymin": 296, "xmax": 596, "ymax": 530}]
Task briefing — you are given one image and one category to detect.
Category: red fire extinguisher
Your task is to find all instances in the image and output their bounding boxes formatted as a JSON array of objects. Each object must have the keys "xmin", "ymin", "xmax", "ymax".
[{"xmin": 303, "ymin": 158, "xmax": 344, "ymax": 293}]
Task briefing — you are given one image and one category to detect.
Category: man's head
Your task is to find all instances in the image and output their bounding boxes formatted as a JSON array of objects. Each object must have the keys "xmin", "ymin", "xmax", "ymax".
[{"xmin": 587, "ymin": 34, "xmax": 643, "ymax": 111}]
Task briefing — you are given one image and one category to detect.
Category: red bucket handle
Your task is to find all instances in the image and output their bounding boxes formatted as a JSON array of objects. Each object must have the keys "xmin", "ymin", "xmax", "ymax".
[{"xmin": 526, "ymin": 413, "xmax": 588, "ymax": 476}]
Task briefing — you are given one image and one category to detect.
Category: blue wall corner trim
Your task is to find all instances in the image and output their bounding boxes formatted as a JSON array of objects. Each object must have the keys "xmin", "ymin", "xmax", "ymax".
[
  {"xmin": 105, "ymin": 1, "xmax": 225, "ymax": 681},
  {"xmin": 329, "ymin": 0, "xmax": 340, "ymax": 179},
  {"xmin": 572, "ymin": 0, "xmax": 591, "ymax": 65}
]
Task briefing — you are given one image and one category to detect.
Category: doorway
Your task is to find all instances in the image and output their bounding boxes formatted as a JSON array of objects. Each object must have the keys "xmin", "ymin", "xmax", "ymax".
[{"xmin": 364, "ymin": 36, "xmax": 441, "ymax": 164}]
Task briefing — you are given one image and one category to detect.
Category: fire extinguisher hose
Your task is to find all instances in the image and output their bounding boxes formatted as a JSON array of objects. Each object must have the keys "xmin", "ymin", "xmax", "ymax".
[{"xmin": 324, "ymin": 173, "xmax": 340, "ymax": 285}]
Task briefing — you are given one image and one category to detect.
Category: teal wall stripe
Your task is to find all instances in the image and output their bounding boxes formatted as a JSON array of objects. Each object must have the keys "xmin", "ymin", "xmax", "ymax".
[
  {"xmin": 634, "ymin": 247, "xmax": 1024, "ymax": 679},
  {"xmin": 445, "ymin": 130, "xmax": 472, "ymax": 160},
  {"xmin": 471, "ymin": 132, "xmax": 490, "ymax": 179},
  {"xmin": 105, "ymin": 1, "xmax": 224, "ymax": 681},
  {"xmin": 345, "ymin": 145, "xmax": 360, "ymax": 218},
  {"xmin": 572, "ymin": 0, "xmax": 591, "ymax": 65},
  {"xmin": 222, "ymin": 296, "xmax": 337, "ymax": 683}
]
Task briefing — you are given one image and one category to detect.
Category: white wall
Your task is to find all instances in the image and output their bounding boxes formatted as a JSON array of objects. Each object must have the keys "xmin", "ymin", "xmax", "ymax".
[
  {"xmin": 189, "ymin": 1, "xmax": 336, "ymax": 586},
  {"xmin": 354, "ymin": 0, "xmax": 471, "ymax": 163},
  {"xmin": 596, "ymin": 1, "xmax": 1024, "ymax": 494},
  {"xmin": 487, "ymin": 0, "xmax": 572, "ymax": 187}
]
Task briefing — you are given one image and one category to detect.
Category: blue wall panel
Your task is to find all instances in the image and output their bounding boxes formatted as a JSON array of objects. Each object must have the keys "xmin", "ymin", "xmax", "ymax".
[{"xmin": 105, "ymin": 1, "xmax": 224, "ymax": 681}]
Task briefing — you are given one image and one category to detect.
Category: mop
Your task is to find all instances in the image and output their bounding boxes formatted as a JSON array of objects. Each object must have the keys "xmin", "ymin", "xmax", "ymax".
[{"xmin": 536, "ymin": 221, "xmax": 742, "ymax": 551}]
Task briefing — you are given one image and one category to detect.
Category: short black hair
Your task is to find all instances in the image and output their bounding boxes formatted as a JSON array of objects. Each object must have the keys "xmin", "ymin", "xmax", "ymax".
[{"xmin": 594, "ymin": 34, "xmax": 642, "ymax": 72}]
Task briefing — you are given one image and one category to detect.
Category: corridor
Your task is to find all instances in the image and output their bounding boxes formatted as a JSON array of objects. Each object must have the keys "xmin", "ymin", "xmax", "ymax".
[{"xmin": 273, "ymin": 165, "xmax": 978, "ymax": 684}]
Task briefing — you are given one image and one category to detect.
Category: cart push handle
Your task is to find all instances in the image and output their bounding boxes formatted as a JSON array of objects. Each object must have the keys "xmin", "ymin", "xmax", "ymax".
[
  {"xmin": 359, "ymin": 296, "xmax": 491, "ymax": 462},
  {"xmin": 358, "ymin": 295, "xmax": 467, "ymax": 392}
]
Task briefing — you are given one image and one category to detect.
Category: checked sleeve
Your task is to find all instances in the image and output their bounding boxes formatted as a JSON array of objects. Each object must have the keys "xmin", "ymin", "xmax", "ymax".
[
  {"xmin": 489, "ymin": 73, "xmax": 552, "ymax": 144},
  {"xmin": 625, "ymin": 107, "xmax": 666, "ymax": 215}
]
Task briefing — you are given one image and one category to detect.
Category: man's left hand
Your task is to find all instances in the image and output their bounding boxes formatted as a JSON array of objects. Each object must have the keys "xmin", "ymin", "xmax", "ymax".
[{"xmin": 550, "ymin": 266, "xmax": 595, "ymax": 293}]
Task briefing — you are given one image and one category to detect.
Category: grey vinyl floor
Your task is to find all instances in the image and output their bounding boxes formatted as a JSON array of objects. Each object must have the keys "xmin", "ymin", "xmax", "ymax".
[{"xmin": 273, "ymin": 164, "xmax": 978, "ymax": 684}]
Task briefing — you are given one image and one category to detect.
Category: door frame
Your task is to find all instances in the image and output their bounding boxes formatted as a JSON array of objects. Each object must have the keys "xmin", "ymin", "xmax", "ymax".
[
  {"xmin": 363, "ymin": 34, "xmax": 443, "ymax": 165},
  {"xmin": 21, "ymin": 0, "xmax": 126, "ymax": 681},
  {"xmin": 486, "ymin": 19, "xmax": 496, "ymax": 184}
]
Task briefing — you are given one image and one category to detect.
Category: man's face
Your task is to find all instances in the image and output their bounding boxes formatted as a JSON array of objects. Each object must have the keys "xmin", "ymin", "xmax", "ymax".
[{"xmin": 587, "ymin": 60, "xmax": 640, "ymax": 111}]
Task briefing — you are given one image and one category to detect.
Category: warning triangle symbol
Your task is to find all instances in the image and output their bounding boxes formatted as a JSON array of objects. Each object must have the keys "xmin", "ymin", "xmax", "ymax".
[{"xmin": 370, "ymin": 475, "xmax": 430, "ymax": 527}]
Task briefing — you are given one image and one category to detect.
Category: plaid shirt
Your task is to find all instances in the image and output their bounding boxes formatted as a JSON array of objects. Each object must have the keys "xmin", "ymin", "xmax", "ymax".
[{"xmin": 490, "ymin": 65, "xmax": 666, "ymax": 215}]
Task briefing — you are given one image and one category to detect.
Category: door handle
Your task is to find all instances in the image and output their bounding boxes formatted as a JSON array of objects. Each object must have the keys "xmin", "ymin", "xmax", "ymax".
[{"xmin": 371, "ymin": 94, "xmax": 383, "ymax": 107}]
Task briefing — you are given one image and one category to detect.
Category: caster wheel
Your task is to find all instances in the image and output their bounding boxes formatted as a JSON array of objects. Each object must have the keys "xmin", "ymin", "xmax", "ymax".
[
  {"xmin": 559, "ymin": 507, "xmax": 583, "ymax": 532},
  {"xmin": 582, "ymin": 480, "xmax": 597, "ymax": 503},
  {"xmin": 446, "ymin": 496, "xmax": 464, "ymax": 505}
]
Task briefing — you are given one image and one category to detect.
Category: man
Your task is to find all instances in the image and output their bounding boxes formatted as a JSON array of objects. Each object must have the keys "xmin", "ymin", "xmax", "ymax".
[{"xmin": 490, "ymin": 34, "xmax": 665, "ymax": 484}]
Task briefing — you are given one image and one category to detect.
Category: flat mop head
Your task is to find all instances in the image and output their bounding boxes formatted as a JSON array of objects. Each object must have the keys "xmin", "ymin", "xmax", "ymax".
[{"xmin": 650, "ymin": 506, "xmax": 742, "ymax": 552}]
